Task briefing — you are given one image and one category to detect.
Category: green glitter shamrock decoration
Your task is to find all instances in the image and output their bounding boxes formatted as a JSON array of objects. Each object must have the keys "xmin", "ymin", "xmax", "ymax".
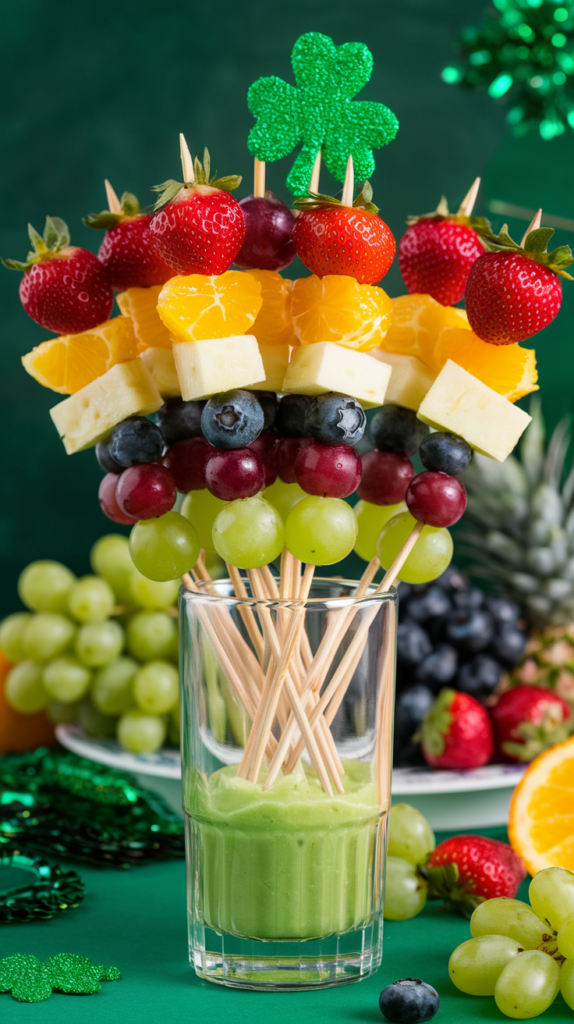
[
  {"xmin": 442, "ymin": 0, "xmax": 574, "ymax": 139},
  {"xmin": 247, "ymin": 32, "xmax": 399, "ymax": 195},
  {"xmin": 0, "ymin": 953, "xmax": 120, "ymax": 1003}
]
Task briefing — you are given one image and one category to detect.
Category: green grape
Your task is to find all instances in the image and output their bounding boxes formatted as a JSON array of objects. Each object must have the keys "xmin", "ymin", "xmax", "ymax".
[
  {"xmin": 168, "ymin": 702, "xmax": 180, "ymax": 746},
  {"xmin": 470, "ymin": 898, "xmax": 550, "ymax": 950},
  {"xmin": 557, "ymin": 916, "xmax": 574, "ymax": 959},
  {"xmin": 383, "ymin": 856, "xmax": 427, "ymax": 921},
  {"xmin": 284, "ymin": 496, "xmax": 358, "ymax": 566},
  {"xmin": 77, "ymin": 698, "xmax": 118, "ymax": 738},
  {"xmin": 67, "ymin": 575, "xmax": 115, "ymax": 623},
  {"xmin": 561, "ymin": 958, "xmax": 574, "ymax": 1011},
  {"xmin": 448, "ymin": 935, "xmax": 524, "ymax": 996},
  {"xmin": 376, "ymin": 510, "xmax": 453, "ymax": 584},
  {"xmin": 21, "ymin": 613, "xmax": 76, "ymax": 662},
  {"xmin": 91, "ymin": 657, "xmax": 138, "ymax": 716},
  {"xmin": 353, "ymin": 500, "xmax": 406, "ymax": 562},
  {"xmin": 117, "ymin": 709, "xmax": 167, "ymax": 753},
  {"xmin": 387, "ymin": 803, "xmax": 435, "ymax": 866},
  {"xmin": 263, "ymin": 478, "xmax": 306, "ymax": 522},
  {"xmin": 181, "ymin": 489, "xmax": 227, "ymax": 553},
  {"xmin": 213, "ymin": 496, "xmax": 284, "ymax": 569},
  {"xmin": 129, "ymin": 511, "xmax": 199, "ymax": 582},
  {"xmin": 42, "ymin": 656, "xmax": 92, "ymax": 703},
  {"xmin": 529, "ymin": 866, "xmax": 574, "ymax": 931},
  {"xmin": 494, "ymin": 949, "xmax": 560, "ymax": 1018},
  {"xmin": 90, "ymin": 534, "xmax": 134, "ymax": 603},
  {"xmin": 75, "ymin": 620, "xmax": 124, "ymax": 667},
  {"xmin": 18, "ymin": 560, "xmax": 76, "ymax": 613},
  {"xmin": 5, "ymin": 661, "xmax": 49, "ymax": 714},
  {"xmin": 47, "ymin": 699, "xmax": 82, "ymax": 725},
  {"xmin": 126, "ymin": 611, "xmax": 177, "ymax": 662},
  {"xmin": 0, "ymin": 612, "xmax": 33, "ymax": 662},
  {"xmin": 129, "ymin": 570, "xmax": 180, "ymax": 610},
  {"xmin": 133, "ymin": 660, "xmax": 179, "ymax": 714}
]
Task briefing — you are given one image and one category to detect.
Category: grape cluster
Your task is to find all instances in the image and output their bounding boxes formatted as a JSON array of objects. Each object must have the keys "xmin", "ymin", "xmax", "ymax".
[
  {"xmin": 384, "ymin": 803, "xmax": 436, "ymax": 922},
  {"xmin": 393, "ymin": 567, "xmax": 527, "ymax": 768},
  {"xmin": 449, "ymin": 867, "xmax": 574, "ymax": 1018},
  {"xmin": 0, "ymin": 536, "xmax": 183, "ymax": 755}
]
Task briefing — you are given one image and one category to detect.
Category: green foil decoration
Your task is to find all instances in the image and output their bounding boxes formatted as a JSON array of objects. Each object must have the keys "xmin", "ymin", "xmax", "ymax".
[
  {"xmin": 247, "ymin": 32, "xmax": 399, "ymax": 195},
  {"xmin": 442, "ymin": 0, "xmax": 574, "ymax": 139},
  {"xmin": 0, "ymin": 849, "xmax": 84, "ymax": 923},
  {"xmin": 0, "ymin": 953, "xmax": 120, "ymax": 1002}
]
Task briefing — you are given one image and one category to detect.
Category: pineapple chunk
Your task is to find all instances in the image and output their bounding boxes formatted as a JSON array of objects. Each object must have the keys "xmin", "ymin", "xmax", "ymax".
[
  {"xmin": 172, "ymin": 335, "xmax": 265, "ymax": 401},
  {"xmin": 116, "ymin": 286, "xmax": 171, "ymax": 351},
  {"xmin": 282, "ymin": 341, "xmax": 391, "ymax": 407},
  {"xmin": 417, "ymin": 360, "xmax": 531, "ymax": 462},
  {"xmin": 244, "ymin": 344, "xmax": 291, "ymax": 393},
  {"xmin": 139, "ymin": 347, "xmax": 180, "ymax": 398},
  {"xmin": 50, "ymin": 359, "xmax": 162, "ymax": 454},
  {"xmin": 372, "ymin": 351, "xmax": 435, "ymax": 411}
]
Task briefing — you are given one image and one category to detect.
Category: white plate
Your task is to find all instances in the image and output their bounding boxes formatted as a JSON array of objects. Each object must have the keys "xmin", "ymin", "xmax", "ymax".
[{"xmin": 56, "ymin": 724, "xmax": 525, "ymax": 830}]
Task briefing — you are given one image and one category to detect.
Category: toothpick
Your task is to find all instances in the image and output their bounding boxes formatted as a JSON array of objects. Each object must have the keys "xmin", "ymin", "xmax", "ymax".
[
  {"xmin": 457, "ymin": 177, "xmax": 481, "ymax": 218},
  {"xmin": 341, "ymin": 155, "xmax": 354, "ymax": 207},
  {"xmin": 180, "ymin": 133, "xmax": 195, "ymax": 183},
  {"xmin": 309, "ymin": 150, "xmax": 322, "ymax": 194},
  {"xmin": 105, "ymin": 179, "xmax": 122, "ymax": 215},
  {"xmin": 521, "ymin": 208, "xmax": 542, "ymax": 248},
  {"xmin": 253, "ymin": 157, "xmax": 265, "ymax": 198}
]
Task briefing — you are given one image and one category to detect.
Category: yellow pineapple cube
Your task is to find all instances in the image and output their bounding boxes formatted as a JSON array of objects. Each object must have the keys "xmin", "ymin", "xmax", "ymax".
[
  {"xmin": 139, "ymin": 348, "xmax": 181, "ymax": 398},
  {"xmin": 244, "ymin": 344, "xmax": 291, "ymax": 393},
  {"xmin": 282, "ymin": 341, "xmax": 391, "ymax": 407},
  {"xmin": 172, "ymin": 336, "xmax": 265, "ymax": 401},
  {"xmin": 371, "ymin": 351, "xmax": 435, "ymax": 411}
]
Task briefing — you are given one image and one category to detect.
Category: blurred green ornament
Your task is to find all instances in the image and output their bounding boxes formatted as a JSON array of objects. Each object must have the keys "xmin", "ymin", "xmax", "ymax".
[{"xmin": 443, "ymin": 0, "xmax": 574, "ymax": 137}]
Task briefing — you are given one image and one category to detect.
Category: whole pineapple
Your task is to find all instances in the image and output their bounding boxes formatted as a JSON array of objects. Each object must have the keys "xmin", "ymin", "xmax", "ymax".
[{"xmin": 461, "ymin": 400, "xmax": 574, "ymax": 708}]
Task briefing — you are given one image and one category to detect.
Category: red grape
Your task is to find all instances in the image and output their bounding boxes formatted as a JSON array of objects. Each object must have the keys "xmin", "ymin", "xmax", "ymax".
[
  {"xmin": 234, "ymin": 193, "xmax": 296, "ymax": 271},
  {"xmin": 406, "ymin": 471, "xmax": 467, "ymax": 528},
  {"xmin": 295, "ymin": 443, "xmax": 362, "ymax": 498},
  {"xmin": 205, "ymin": 448, "xmax": 265, "ymax": 501},
  {"xmin": 357, "ymin": 450, "xmax": 415, "ymax": 505},
  {"xmin": 277, "ymin": 436, "xmax": 313, "ymax": 483},
  {"xmin": 162, "ymin": 437, "xmax": 212, "ymax": 492},
  {"xmin": 249, "ymin": 431, "xmax": 279, "ymax": 488},
  {"xmin": 116, "ymin": 463, "xmax": 177, "ymax": 520},
  {"xmin": 98, "ymin": 473, "xmax": 138, "ymax": 525}
]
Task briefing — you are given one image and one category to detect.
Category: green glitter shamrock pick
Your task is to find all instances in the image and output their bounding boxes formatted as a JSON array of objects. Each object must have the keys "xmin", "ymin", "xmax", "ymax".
[
  {"xmin": 0, "ymin": 953, "xmax": 121, "ymax": 1003},
  {"xmin": 247, "ymin": 32, "xmax": 399, "ymax": 195}
]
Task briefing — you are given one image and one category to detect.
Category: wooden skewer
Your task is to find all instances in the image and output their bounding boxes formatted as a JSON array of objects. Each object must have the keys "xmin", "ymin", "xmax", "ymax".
[
  {"xmin": 521, "ymin": 208, "xmax": 542, "ymax": 247},
  {"xmin": 253, "ymin": 157, "xmax": 266, "ymax": 198},
  {"xmin": 457, "ymin": 177, "xmax": 480, "ymax": 218},
  {"xmin": 309, "ymin": 150, "xmax": 322, "ymax": 193},
  {"xmin": 341, "ymin": 155, "xmax": 354, "ymax": 207},
  {"xmin": 105, "ymin": 179, "xmax": 122, "ymax": 214},
  {"xmin": 180, "ymin": 133, "xmax": 195, "ymax": 183},
  {"xmin": 375, "ymin": 601, "xmax": 398, "ymax": 806},
  {"xmin": 226, "ymin": 564, "xmax": 265, "ymax": 664}
]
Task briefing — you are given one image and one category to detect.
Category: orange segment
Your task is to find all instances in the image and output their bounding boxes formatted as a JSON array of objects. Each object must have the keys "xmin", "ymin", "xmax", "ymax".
[
  {"xmin": 22, "ymin": 316, "xmax": 138, "ymax": 395},
  {"xmin": 382, "ymin": 293, "xmax": 470, "ymax": 366},
  {"xmin": 157, "ymin": 271, "xmax": 262, "ymax": 342},
  {"xmin": 508, "ymin": 735, "xmax": 574, "ymax": 875},
  {"xmin": 117, "ymin": 285, "xmax": 172, "ymax": 352},
  {"xmin": 433, "ymin": 328, "xmax": 538, "ymax": 402},
  {"xmin": 292, "ymin": 274, "xmax": 392, "ymax": 351},
  {"xmin": 246, "ymin": 269, "xmax": 294, "ymax": 345}
]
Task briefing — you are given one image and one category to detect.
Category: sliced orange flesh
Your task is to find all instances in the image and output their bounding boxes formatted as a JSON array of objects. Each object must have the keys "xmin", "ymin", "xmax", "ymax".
[
  {"xmin": 246, "ymin": 269, "xmax": 295, "ymax": 346},
  {"xmin": 157, "ymin": 271, "xmax": 262, "ymax": 342},
  {"xmin": 433, "ymin": 327, "xmax": 538, "ymax": 402},
  {"xmin": 381, "ymin": 294, "xmax": 469, "ymax": 365},
  {"xmin": 508, "ymin": 735, "xmax": 574, "ymax": 876},
  {"xmin": 116, "ymin": 285, "xmax": 172, "ymax": 352},
  {"xmin": 292, "ymin": 274, "xmax": 392, "ymax": 352},
  {"xmin": 22, "ymin": 316, "xmax": 138, "ymax": 395}
]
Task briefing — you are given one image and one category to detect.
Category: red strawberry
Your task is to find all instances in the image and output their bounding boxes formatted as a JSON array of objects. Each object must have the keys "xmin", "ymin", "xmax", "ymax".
[
  {"xmin": 421, "ymin": 688, "xmax": 494, "ymax": 770},
  {"xmin": 2, "ymin": 217, "xmax": 113, "ymax": 334},
  {"xmin": 491, "ymin": 685, "xmax": 571, "ymax": 762},
  {"xmin": 149, "ymin": 149, "xmax": 245, "ymax": 276},
  {"xmin": 85, "ymin": 189, "xmax": 173, "ymax": 290},
  {"xmin": 423, "ymin": 835, "xmax": 526, "ymax": 916},
  {"xmin": 293, "ymin": 182, "xmax": 395, "ymax": 284},
  {"xmin": 465, "ymin": 221, "xmax": 573, "ymax": 344}
]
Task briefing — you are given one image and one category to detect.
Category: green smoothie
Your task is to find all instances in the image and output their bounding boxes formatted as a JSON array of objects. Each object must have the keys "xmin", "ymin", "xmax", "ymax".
[{"xmin": 187, "ymin": 760, "xmax": 381, "ymax": 941}]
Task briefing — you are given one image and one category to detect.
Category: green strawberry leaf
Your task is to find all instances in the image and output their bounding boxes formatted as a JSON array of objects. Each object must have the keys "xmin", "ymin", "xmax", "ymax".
[
  {"xmin": 120, "ymin": 192, "xmax": 140, "ymax": 216},
  {"xmin": 28, "ymin": 223, "xmax": 47, "ymax": 254},
  {"xmin": 151, "ymin": 179, "xmax": 185, "ymax": 210},
  {"xmin": 210, "ymin": 175, "xmax": 242, "ymax": 192},
  {"xmin": 44, "ymin": 216, "xmax": 70, "ymax": 249},
  {"xmin": 2, "ymin": 217, "xmax": 70, "ymax": 270},
  {"xmin": 1, "ymin": 257, "xmax": 32, "ymax": 270},
  {"xmin": 524, "ymin": 227, "xmax": 555, "ymax": 254},
  {"xmin": 84, "ymin": 211, "xmax": 123, "ymax": 229}
]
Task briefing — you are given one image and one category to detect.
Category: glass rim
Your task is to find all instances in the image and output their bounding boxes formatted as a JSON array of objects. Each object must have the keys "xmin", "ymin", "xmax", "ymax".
[{"xmin": 179, "ymin": 576, "xmax": 397, "ymax": 610}]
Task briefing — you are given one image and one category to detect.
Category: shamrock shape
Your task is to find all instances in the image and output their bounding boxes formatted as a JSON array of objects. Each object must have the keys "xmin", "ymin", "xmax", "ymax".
[
  {"xmin": 247, "ymin": 32, "xmax": 398, "ymax": 196},
  {"xmin": 0, "ymin": 953, "xmax": 120, "ymax": 1003}
]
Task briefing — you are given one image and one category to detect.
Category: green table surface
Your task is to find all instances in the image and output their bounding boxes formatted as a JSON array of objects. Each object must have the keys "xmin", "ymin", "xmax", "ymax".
[{"xmin": 1, "ymin": 827, "xmax": 571, "ymax": 1023}]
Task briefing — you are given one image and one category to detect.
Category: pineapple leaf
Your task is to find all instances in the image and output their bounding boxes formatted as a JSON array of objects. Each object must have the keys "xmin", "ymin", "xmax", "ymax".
[
  {"xmin": 544, "ymin": 417, "xmax": 571, "ymax": 490},
  {"xmin": 563, "ymin": 463, "xmax": 574, "ymax": 511},
  {"xmin": 520, "ymin": 399, "xmax": 545, "ymax": 488}
]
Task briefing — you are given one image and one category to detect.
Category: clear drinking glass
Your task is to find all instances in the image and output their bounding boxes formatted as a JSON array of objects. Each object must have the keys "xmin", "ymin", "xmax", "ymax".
[{"xmin": 180, "ymin": 576, "xmax": 397, "ymax": 991}]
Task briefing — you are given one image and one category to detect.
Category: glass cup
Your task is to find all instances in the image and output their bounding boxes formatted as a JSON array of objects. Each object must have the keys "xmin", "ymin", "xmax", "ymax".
[{"xmin": 180, "ymin": 576, "xmax": 397, "ymax": 991}]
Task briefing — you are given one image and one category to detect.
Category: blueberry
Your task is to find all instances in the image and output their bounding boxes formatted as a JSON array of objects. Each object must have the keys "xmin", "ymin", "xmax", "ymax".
[
  {"xmin": 251, "ymin": 390, "xmax": 277, "ymax": 431},
  {"xmin": 444, "ymin": 609, "xmax": 494, "ymax": 654},
  {"xmin": 304, "ymin": 392, "xmax": 366, "ymax": 445},
  {"xmin": 109, "ymin": 416, "xmax": 164, "ymax": 467},
  {"xmin": 486, "ymin": 596, "xmax": 520, "ymax": 625},
  {"xmin": 96, "ymin": 438, "xmax": 122, "ymax": 474},
  {"xmin": 404, "ymin": 585, "xmax": 452, "ymax": 626},
  {"xmin": 419, "ymin": 431, "xmax": 472, "ymax": 475},
  {"xmin": 491, "ymin": 625, "xmax": 527, "ymax": 666},
  {"xmin": 201, "ymin": 389, "xmax": 264, "ymax": 450},
  {"xmin": 394, "ymin": 683, "xmax": 434, "ymax": 755},
  {"xmin": 453, "ymin": 587, "xmax": 485, "ymax": 611},
  {"xmin": 369, "ymin": 405, "xmax": 428, "ymax": 456},
  {"xmin": 157, "ymin": 398, "xmax": 204, "ymax": 446},
  {"xmin": 379, "ymin": 978, "xmax": 439, "ymax": 1023},
  {"xmin": 457, "ymin": 654, "xmax": 502, "ymax": 700},
  {"xmin": 415, "ymin": 644, "xmax": 458, "ymax": 689},
  {"xmin": 276, "ymin": 394, "xmax": 312, "ymax": 437},
  {"xmin": 434, "ymin": 564, "xmax": 468, "ymax": 593},
  {"xmin": 397, "ymin": 622, "xmax": 433, "ymax": 665}
]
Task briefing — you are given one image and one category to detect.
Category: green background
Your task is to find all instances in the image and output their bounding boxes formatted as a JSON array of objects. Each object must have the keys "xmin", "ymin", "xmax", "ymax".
[{"xmin": 1, "ymin": 0, "xmax": 573, "ymax": 617}]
